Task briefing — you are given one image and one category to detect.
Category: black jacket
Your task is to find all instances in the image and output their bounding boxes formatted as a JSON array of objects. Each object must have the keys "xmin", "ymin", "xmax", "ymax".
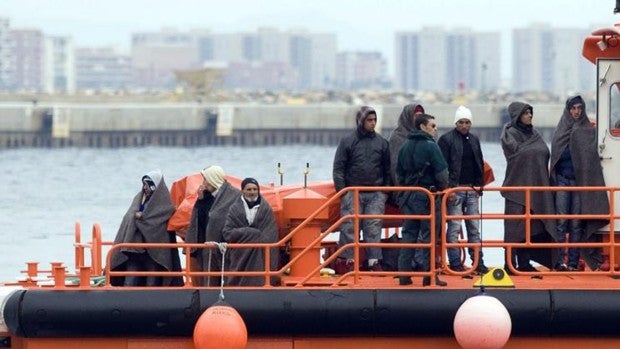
[
  {"xmin": 333, "ymin": 108, "xmax": 390, "ymax": 192},
  {"xmin": 437, "ymin": 128, "xmax": 484, "ymax": 187}
]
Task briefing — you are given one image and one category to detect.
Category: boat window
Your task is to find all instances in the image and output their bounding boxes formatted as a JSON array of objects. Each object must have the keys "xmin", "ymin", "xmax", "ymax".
[{"xmin": 611, "ymin": 83, "xmax": 620, "ymax": 137}]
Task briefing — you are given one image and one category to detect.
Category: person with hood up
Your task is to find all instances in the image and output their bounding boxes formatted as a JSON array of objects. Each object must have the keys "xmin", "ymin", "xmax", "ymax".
[
  {"xmin": 185, "ymin": 165, "xmax": 241, "ymax": 286},
  {"xmin": 501, "ymin": 102, "xmax": 556, "ymax": 272},
  {"xmin": 332, "ymin": 106, "xmax": 391, "ymax": 274},
  {"xmin": 110, "ymin": 169, "xmax": 183, "ymax": 287},
  {"xmin": 550, "ymin": 95, "xmax": 608, "ymax": 271},
  {"xmin": 223, "ymin": 177, "xmax": 280, "ymax": 286},
  {"xmin": 389, "ymin": 103, "xmax": 425, "ymax": 187}
]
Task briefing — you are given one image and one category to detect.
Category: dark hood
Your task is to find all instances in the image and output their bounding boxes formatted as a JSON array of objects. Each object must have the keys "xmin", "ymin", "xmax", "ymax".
[
  {"xmin": 397, "ymin": 103, "xmax": 423, "ymax": 133},
  {"xmin": 508, "ymin": 101, "xmax": 533, "ymax": 134},
  {"xmin": 356, "ymin": 106, "xmax": 377, "ymax": 137}
]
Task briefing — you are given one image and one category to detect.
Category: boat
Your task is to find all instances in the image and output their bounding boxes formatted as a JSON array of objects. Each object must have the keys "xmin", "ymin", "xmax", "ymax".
[{"xmin": 3, "ymin": 9, "xmax": 620, "ymax": 349}]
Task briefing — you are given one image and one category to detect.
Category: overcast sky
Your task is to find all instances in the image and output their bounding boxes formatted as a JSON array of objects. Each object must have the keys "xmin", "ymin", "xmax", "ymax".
[{"xmin": 2, "ymin": 0, "xmax": 619, "ymax": 77}]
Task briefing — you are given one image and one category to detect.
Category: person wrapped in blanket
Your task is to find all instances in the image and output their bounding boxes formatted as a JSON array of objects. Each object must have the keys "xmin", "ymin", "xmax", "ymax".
[
  {"xmin": 223, "ymin": 177, "xmax": 280, "ymax": 286},
  {"xmin": 110, "ymin": 169, "xmax": 183, "ymax": 286},
  {"xmin": 501, "ymin": 102, "xmax": 556, "ymax": 272},
  {"xmin": 185, "ymin": 165, "xmax": 241, "ymax": 286}
]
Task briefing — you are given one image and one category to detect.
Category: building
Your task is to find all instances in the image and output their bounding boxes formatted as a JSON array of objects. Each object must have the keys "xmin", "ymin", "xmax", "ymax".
[
  {"xmin": 194, "ymin": 28, "xmax": 336, "ymax": 90},
  {"xmin": 512, "ymin": 24, "xmax": 592, "ymax": 94},
  {"xmin": 223, "ymin": 61, "xmax": 298, "ymax": 90},
  {"xmin": 9, "ymin": 29, "xmax": 45, "ymax": 91},
  {"xmin": 335, "ymin": 51, "xmax": 388, "ymax": 89},
  {"xmin": 75, "ymin": 47, "xmax": 131, "ymax": 90},
  {"xmin": 0, "ymin": 18, "xmax": 13, "ymax": 90},
  {"xmin": 131, "ymin": 29, "xmax": 199, "ymax": 88},
  {"xmin": 395, "ymin": 27, "xmax": 501, "ymax": 92},
  {"xmin": 289, "ymin": 31, "xmax": 336, "ymax": 89},
  {"xmin": 44, "ymin": 36, "xmax": 75, "ymax": 94}
]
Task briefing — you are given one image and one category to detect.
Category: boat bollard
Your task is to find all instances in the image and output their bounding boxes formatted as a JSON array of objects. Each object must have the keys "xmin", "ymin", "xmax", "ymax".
[
  {"xmin": 53, "ymin": 266, "xmax": 66, "ymax": 288},
  {"xmin": 79, "ymin": 267, "xmax": 91, "ymax": 288},
  {"xmin": 26, "ymin": 262, "xmax": 38, "ymax": 279}
]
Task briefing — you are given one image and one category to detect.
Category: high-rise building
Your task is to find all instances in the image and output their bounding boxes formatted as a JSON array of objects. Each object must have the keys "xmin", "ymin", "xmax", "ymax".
[
  {"xmin": 44, "ymin": 36, "xmax": 75, "ymax": 94},
  {"xmin": 10, "ymin": 29, "xmax": 45, "ymax": 91},
  {"xmin": 75, "ymin": 47, "xmax": 131, "ymax": 90},
  {"xmin": 289, "ymin": 31, "xmax": 336, "ymax": 89},
  {"xmin": 512, "ymin": 24, "xmax": 592, "ymax": 94},
  {"xmin": 0, "ymin": 18, "xmax": 13, "ymax": 90},
  {"xmin": 395, "ymin": 27, "xmax": 501, "ymax": 92},
  {"xmin": 194, "ymin": 28, "xmax": 336, "ymax": 90}
]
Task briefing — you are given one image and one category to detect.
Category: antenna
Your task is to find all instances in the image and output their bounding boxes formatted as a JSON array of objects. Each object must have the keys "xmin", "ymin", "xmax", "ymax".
[
  {"xmin": 277, "ymin": 162, "xmax": 284, "ymax": 186},
  {"xmin": 303, "ymin": 163, "xmax": 310, "ymax": 188}
]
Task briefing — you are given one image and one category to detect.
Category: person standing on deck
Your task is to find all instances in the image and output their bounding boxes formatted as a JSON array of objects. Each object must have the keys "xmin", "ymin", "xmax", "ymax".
[
  {"xmin": 110, "ymin": 169, "xmax": 183, "ymax": 287},
  {"xmin": 396, "ymin": 114, "xmax": 449, "ymax": 286},
  {"xmin": 333, "ymin": 106, "xmax": 391, "ymax": 274},
  {"xmin": 438, "ymin": 106, "xmax": 488, "ymax": 274},
  {"xmin": 185, "ymin": 165, "xmax": 241, "ymax": 286},
  {"xmin": 388, "ymin": 103, "xmax": 426, "ymax": 271},
  {"xmin": 223, "ymin": 177, "xmax": 280, "ymax": 286},
  {"xmin": 550, "ymin": 95, "xmax": 608, "ymax": 271},
  {"xmin": 389, "ymin": 103, "xmax": 425, "ymax": 188},
  {"xmin": 500, "ymin": 102, "xmax": 556, "ymax": 272}
]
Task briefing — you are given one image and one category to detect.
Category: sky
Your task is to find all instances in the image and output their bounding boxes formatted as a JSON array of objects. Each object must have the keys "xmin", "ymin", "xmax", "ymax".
[{"xmin": 1, "ymin": 0, "xmax": 619, "ymax": 78}]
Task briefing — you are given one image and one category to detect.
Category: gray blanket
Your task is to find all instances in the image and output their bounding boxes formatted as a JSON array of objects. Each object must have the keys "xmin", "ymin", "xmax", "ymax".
[
  {"xmin": 185, "ymin": 180, "xmax": 241, "ymax": 286},
  {"xmin": 110, "ymin": 178, "xmax": 182, "ymax": 286},
  {"xmin": 569, "ymin": 128, "xmax": 609, "ymax": 238},
  {"xmin": 223, "ymin": 196, "xmax": 279, "ymax": 286},
  {"xmin": 501, "ymin": 122, "xmax": 556, "ymax": 243}
]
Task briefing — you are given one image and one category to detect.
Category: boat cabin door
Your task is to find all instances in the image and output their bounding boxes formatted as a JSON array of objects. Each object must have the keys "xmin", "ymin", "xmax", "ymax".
[{"xmin": 597, "ymin": 58, "xmax": 620, "ymax": 232}]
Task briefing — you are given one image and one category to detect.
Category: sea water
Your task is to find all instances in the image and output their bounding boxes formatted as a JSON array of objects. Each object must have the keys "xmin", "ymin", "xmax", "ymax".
[{"xmin": 0, "ymin": 143, "xmax": 507, "ymax": 281}]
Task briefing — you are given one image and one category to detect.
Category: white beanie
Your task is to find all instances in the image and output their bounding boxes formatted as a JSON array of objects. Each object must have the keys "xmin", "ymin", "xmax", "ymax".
[
  {"xmin": 454, "ymin": 105, "xmax": 472, "ymax": 124},
  {"xmin": 201, "ymin": 165, "xmax": 225, "ymax": 189}
]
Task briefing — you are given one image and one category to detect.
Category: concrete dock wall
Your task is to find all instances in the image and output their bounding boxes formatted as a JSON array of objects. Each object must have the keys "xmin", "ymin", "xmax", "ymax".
[{"xmin": 0, "ymin": 102, "xmax": 565, "ymax": 148}]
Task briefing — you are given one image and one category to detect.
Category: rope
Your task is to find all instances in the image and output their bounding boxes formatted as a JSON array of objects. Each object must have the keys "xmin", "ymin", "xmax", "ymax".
[{"xmin": 204, "ymin": 241, "xmax": 228, "ymax": 300}]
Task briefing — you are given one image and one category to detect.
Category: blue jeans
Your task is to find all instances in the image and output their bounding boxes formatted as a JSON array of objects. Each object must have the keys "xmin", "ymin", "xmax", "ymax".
[
  {"xmin": 338, "ymin": 191, "xmax": 387, "ymax": 260},
  {"xmin": 398, "ymin": 192, "xmax": 436, "ymax": 273},
  {"xmin": 555, "ymin": 175, "xmax": 584, "ymax": 268},
  {"xmin": 446, "ymin": 190, "xmax": 482, "ymax": 267}
]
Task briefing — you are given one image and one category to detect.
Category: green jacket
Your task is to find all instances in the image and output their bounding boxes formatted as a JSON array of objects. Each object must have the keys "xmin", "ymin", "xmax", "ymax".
[{"xmin": 396, "ymin": 130, "xmax": 449, "ymax": 189}]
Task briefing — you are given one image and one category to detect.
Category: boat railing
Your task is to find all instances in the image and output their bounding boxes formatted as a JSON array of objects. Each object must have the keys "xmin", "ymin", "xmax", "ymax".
[
  {"xmin": 441, "ymin": 185, "xmax": 619, "ymax": 276},
  {"xmin": 16, "ymin": 185, "xmax": 620, "ymax": 288}
]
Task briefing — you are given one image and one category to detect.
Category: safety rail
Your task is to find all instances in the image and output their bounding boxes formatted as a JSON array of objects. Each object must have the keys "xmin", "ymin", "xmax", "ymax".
[
  {"xmin": 14, "ymin": 185, "xmax": 620, "ymax": 288},
  {"xmin": 441, "ymin": 185, "xmax": 619, "ymax": 276}
]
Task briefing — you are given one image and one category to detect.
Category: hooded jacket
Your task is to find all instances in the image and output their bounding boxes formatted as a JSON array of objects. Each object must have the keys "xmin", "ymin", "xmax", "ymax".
[{"xmin": 332, "ymin": 106, "xmax": 391, "ymax": 192}]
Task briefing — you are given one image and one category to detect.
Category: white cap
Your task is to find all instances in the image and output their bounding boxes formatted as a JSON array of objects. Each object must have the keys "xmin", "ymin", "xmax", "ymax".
[
  {"xmin": 201, "ymin": 165, "xmax": 225, "ymax": 189},
  {"xmin": 454, "ymin": 105, "xmax": 472, "ymax": 124}
]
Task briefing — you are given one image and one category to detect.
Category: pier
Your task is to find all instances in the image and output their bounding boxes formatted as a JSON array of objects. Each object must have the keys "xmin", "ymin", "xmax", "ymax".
[{"xmin": 0, "ymin": 102, "xmax": 565, "ymax": 148}]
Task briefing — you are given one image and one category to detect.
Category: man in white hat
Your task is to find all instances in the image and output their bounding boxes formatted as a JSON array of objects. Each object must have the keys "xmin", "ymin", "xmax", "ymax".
[
  {"xmin": 438, "ymin": 106, "xmax": 488, "ymax": 274},
  {"xmin": 185, "ymin": 165, "xmax": 241, "ymax": 286}
]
